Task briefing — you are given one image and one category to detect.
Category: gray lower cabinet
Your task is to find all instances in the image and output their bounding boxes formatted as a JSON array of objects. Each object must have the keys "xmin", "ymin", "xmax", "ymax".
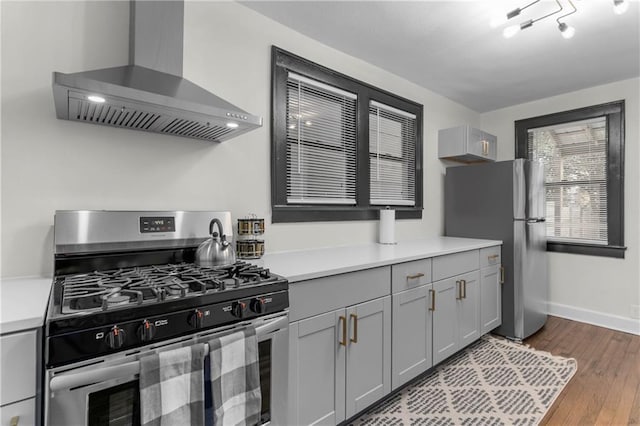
[
  {"xmin": 457, "ymin": 270, "xmax": 481, "ymax": 347},
  {"xmin": 432, "ymin": 270, "xmax": 481, "ymax": 365},
  {"xmin": 345, "ymin": 297, "xmax": 391, "ymax": 418},
  {"xmin": 432, "ymin": 277, "xmax": 458, "ymax": 364},
  {"xmin": 289, "ymin": 310, "xmax": 345, "ymax": 425},
  {"xmin": 480, "ymin": 264, "xmax": 502, "ymax": 334},
  {"xmin": 479, "ymin": 246, "xmax": 502, "ymax": 335},
  {"xmin": 391, "ymin": 284, "xmax": 433, "ymax": 389},
  {"xmin": 288, "ymin": 296, "xmax": 391, "ymax": 425}
]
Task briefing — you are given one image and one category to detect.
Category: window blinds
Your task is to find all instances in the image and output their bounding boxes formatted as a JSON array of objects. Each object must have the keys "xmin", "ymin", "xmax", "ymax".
[
  {"xmin": 528, "ymin": 117, "xmax": 608, "ymax": 244},
  {"xmin": 369, "ymin": 100, "xmax": 417, "ymax": 206},
  {"xmin": 286, "ymin": 72, "xmax": 357, "ymax": 205}
]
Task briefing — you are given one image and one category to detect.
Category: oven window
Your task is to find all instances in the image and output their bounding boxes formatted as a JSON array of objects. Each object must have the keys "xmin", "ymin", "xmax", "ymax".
[
  {"xmin": 259, "ymin": 339, "xmax": 272, "ymax": 424},
  {"xmin": 87, "ymin": 341, "xmax": 271, "ymax": 426},
  {"xmin": 88, "ymin": 381, "xmax": 141, "ymax": 426}
]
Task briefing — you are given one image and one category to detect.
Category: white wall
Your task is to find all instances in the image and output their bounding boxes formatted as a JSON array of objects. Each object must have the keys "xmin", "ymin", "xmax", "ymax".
[
  {"xmin": 0, "ymin": 1, "xmax": 479, "ymax": 278},
  {"xmin": 481, "ymin": 78, "xmax": 640, "ymax": 334}
]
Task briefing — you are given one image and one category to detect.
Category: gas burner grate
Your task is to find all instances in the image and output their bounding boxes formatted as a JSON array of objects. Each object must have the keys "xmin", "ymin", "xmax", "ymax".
[{"xmin": 59, "ymin": 262, "xmax": 278, "ymax": 314}]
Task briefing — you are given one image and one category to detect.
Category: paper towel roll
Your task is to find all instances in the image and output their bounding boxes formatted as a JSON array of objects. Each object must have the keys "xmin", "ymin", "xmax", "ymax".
[{"xmin": 379, "ymin": 209, "xmax": 396, "ymax": 245}]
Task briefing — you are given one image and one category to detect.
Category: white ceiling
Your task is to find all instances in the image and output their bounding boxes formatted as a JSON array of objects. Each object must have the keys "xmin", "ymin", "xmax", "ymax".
[{"xmin": 241, "ymin": 0, "xmax": 640, "ymax": 112}]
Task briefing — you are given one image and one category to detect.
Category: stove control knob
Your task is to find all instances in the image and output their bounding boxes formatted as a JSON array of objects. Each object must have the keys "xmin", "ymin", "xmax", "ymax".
[
  {"xmin": 105, "ymin": 326, "xmax": 126, "ymax": 350},
  {"xmin": 138, "ymin": 319, "xmax": 156, "ymax": 342},
  {"xmin": 188, "ymin": 309, "xmax": 205, "ymax": 329},
  {"xmin": 232, "ymin": 301, "xmax": 247, "ymax": 318},
  {"xmin": 250, "ymin": 298, "xmax": 266, "ymax": 314}
]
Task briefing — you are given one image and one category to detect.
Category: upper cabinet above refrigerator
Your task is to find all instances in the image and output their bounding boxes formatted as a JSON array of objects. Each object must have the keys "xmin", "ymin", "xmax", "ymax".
[{"xmin": 438, "ymin": 125, "xmax": 497, "ymax": 162}]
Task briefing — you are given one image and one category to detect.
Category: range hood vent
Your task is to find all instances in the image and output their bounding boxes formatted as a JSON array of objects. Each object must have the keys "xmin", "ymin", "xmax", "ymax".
[{"xmin": 52, "ymin": 1, "xmax": 262, "ymax": 143}]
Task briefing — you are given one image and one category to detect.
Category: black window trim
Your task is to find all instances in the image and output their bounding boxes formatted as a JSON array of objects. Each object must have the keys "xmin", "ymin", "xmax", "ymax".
[
  {"xmin": 271, "ymin": 46, "xmax": 423, "ymax": 223},
  {"xmin": 515, "ymin": 100, "xmax": 626, "ymax": 258}
]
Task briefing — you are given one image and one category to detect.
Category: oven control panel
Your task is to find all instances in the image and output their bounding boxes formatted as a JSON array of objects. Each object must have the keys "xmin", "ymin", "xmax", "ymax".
[
  {"xmin": 139, "ymin": 216, "xmax": 175, "ymax": 233},
  {"xmin": 46, "ymin": 290, "xmax": 289, "ymax": 367}
]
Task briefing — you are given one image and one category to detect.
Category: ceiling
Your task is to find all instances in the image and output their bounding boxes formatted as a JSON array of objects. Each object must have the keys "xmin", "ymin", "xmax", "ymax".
[{"xmin": 241, "ymin": 0, "xmax": 640, "ymax": 113}]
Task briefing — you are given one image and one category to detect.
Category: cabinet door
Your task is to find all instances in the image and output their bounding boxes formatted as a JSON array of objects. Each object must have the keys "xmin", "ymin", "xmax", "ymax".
[
  {"xmin": 391, "ymin": 285, "xmax": 432, "ymax": 389},
  {"xmin": 483, "ymin": 131, "xmax": 497, "ymax": 161},
  {"xmin": 345, "ymin": 296, "xmax": 391, "ymax": 419},
  {"xmin": 458, "ymin": 270, "xmax": 481, "ymax": 348},
  {"xmin": 289, "ymin": 310, "xmax": 346, "ymax": 425},
  {"xmin": 480, "ymin": 265, "xmax": 502, "ymax": 334},
  {"xmin": 432, "ymin": 277, "xmax": 458, "ymax": 365},
  {"xmin": 467, "ymin": 126, "xmax": 486, "ymax": 158}
]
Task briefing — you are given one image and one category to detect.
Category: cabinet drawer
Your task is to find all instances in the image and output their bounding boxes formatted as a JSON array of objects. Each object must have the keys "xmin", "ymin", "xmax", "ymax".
[
  {"xmin": 289, "ymin": 267, "xmax": 390, "ymax": 322},
  {"xmin": 432, "ymin": 250, "xmax": 479, "ymax": 282},
  {"xmin": 0, "ymin": 397, "xmax": 35, "ymax": 426},
  {"xmin": 391, "ymin": 258, "xmax": 432, "ymax": 293},
  {"xmin": 0, "ymin": 330, "xmax": 37, "ymax": 406},
  {"xmin": 480, "ymin": 246, "xmax": 501, "ymax": 268}
]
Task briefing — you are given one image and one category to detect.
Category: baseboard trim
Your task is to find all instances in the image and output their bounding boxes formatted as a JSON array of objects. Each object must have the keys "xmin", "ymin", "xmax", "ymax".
[{"xmin": 547, "ymin": 302, "xmax": 640, "ymax": 335}]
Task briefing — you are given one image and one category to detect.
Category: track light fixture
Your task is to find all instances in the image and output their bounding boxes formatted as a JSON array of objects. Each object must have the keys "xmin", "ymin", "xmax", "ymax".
[
  {"xmin": 556, "ymin": 0, "xmax": 577, "ymax": 39},
  {"xmin": 495, "ymin": 0, "xmax": 629, "ymax": 39},
  {"xmin": 501, "ymin": 0, "xmax": 563, "ymax": 38}
]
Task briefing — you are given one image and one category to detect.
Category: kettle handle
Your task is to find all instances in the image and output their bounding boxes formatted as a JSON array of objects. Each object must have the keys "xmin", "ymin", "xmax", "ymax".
[{"xmin": 209, "ymin": 218, "xmax": 225, "ymax": 237}]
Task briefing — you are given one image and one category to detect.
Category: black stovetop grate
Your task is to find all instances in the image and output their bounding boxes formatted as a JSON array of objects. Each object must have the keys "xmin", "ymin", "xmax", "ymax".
[{"xmin": 59, "ymin": 261, "xmax": 276, "ymax": 314}]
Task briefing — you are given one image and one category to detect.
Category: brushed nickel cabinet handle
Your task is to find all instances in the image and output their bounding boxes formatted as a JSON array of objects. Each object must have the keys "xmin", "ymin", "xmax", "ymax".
[
  {"xmin": 350, "ymin": 313, "xmax": 358, "ymax": 343},
  {"xmin": 488, "ymin": 254, "xmax": 499, "ymax": 261},
  {"xmin": 10, "ymin": 416, "xmax": 19, "ymax": 426},
  {"xmin": 455, "ymin": 280, "xmax": 462, "ymax": 300},
  {"xmin": 339, "ymin": 316, "xmax": 347, "ymax": 346},
  {"xmin": 500, "ymin": 266, "xmax": 505, "ymax": 284},
  {"xmin": 406, "ymin": 272, "xmax": 425, "ymax": 281},
  {"xmin": 462, "ymin": 279, "xmax": 467, "ymax": 299},
  {"xmin": 429, "ymin": 289, "xmax": 435, "ymax": 311}
]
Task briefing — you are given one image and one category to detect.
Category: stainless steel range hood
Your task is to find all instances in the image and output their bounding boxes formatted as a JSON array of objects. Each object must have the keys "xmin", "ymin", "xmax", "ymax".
[{"xmin": 52, "ymin": 1, "xmax": 262, "ymax": 143}]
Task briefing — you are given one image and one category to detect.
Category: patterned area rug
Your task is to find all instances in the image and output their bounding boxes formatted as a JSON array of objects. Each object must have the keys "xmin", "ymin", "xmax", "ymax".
[{"xmin": 351, "ymin": 335, "xmax": 577, "ymax": 426}]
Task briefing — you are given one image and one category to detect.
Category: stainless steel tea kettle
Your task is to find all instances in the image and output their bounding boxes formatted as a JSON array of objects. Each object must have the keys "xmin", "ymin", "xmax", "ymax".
[{"xmin": 195, "ymin": 218, "xmax": 236, "ymax": 268}]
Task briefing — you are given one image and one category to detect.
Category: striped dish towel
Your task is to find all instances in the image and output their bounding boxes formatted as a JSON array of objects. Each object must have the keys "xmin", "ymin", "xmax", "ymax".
[
  {"xmin": 209, "ymin": 327, "xmax": 261, "ymax": 426},
  {"xmin": 139, "ymin": 344, "xmax": 206, "ymax": 426}
]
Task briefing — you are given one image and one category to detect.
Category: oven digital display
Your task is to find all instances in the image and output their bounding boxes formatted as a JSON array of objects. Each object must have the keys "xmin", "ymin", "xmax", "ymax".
[{"xmin": 139, "ymin": 217, "xmax": 175, "ymax": 233}]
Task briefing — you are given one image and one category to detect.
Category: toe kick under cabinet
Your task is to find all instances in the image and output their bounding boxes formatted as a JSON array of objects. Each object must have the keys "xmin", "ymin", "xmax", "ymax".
[{"xmin": 286, "ymin": 243, "xmax": 502, "ymax": 425}]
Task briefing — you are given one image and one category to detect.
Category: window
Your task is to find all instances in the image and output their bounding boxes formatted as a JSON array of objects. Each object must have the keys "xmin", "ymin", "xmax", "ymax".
[
  {"xmin": 369, "ymin": 101, "xmax": 417, "ymax": 206},
  {"xmin": 272, "ymin": 47, "xmax": 423, "ymax": 223},
  {"xmin": 515, "ymin": 101, "xmax": 625, "ymax": 258},
  {"xmin": 286, "ymin": 73, "xmax": 357, "ymax": 205}
]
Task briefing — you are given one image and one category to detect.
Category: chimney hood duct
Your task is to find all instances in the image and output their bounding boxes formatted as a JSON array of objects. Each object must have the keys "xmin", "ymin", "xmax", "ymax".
[{"xmin": 52, "ymin": 1, "xmax": 262, "ymax": 143}]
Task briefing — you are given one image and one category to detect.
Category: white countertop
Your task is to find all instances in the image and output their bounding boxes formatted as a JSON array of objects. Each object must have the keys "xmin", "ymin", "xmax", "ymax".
[
  {"xmin": 259, "ymin": 236, "xmax": 501, "ymax": 283},
  {"xmin": 0, "ymin": 276, "xmax": 52, "ymax": 334},
  {"xmin": 0, "ymin": 237, "xmax": 500, "ymax": 333}
]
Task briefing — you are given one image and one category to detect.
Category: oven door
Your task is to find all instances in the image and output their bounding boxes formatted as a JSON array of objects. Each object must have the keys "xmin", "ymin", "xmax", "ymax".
[{"xmin": 45, "ymin": 313, "xmax": 288, "ymax": 426}]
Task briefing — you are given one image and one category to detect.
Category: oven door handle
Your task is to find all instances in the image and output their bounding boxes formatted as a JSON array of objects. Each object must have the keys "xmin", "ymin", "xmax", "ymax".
[{"xmin": 49, "ymin": 315, "xmax": 287, "ymax": 392}]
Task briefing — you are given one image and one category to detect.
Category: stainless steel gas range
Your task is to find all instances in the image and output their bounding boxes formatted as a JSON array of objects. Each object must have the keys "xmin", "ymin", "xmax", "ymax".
[{"xmin": 43, "ymin": 211, "xmax": 289, "ymax": 426}]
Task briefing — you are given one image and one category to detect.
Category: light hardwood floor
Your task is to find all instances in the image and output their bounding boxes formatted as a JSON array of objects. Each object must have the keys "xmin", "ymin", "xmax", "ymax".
[{"xmin": 524, "ymin": 316, "xmax": 640, "ymax": 425}]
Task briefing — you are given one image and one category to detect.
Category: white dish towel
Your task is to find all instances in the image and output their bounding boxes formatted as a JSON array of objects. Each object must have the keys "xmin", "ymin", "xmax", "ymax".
[
  {"xmin": 209, "ymin": 327, "xmax": 262, "ymax": 426},
  {"xmin": 139, "ymin": 344, "xmax": 206, "ymax": 426}
]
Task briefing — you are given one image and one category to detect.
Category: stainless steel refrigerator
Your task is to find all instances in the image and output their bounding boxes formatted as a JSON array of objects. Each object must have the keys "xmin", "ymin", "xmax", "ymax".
[{"xmin": 444, "ymin": 158, "xmax": 548, "ymax": 340}]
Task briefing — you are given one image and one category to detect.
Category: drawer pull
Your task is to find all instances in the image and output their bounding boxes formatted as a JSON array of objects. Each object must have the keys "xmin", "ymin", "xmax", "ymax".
[
  {"xmin": 429, "ymin": 289, "xmax": 435, "ymax": 311},
  {"xmin": 488, "ymin": 254, "xmax": 500, "ymax": 261},
  {"xmin": 350, "ymin": 313, "xmax": 358, "ymax": 343},
  {"xmin": 406, "ymin": 272, "xmax": 425, "ymax": 281},
  {"xmin": 462, "ymin": 279, "xmax": 467, "ymax": 299},
  {"xmin": 339, "ymin": 316, "xmax": 347, "ymax": 346},
  {"xmin": 456, "ymin": 281, "xmax": 462, "ymax": 300},
  {"xmin": 10, "ymin": 417, "xmax": 19, "ymax": 426},
  {"xmin": 500, "ymin": 266, "xmax": 505, "ymax": 284}
]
